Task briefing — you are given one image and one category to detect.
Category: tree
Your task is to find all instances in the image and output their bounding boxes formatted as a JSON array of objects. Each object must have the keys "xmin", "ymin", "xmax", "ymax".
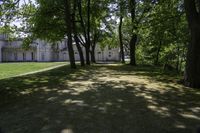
[
  {"xmin": 130, "ymin": 0, "xmax": 188, "ymax": 72},
  {"xmin": 64, "ymin": 0, "xmax": 76, "ymax": 68},
  {"xmin": 118, "ymin": 0, "xmax": 125, "ymax": 63},
  {"xmin": 76, "ymin": 0, "xmax": 91, "ymax": 65},
  {"xmin": 30, "ymin": 0, "xmax": 76, "ymax": 68},
  {"xmin": 184, "ymin": 0, "xmax": 200, "ymax": 88},
  {"xmin": 128, "ymin": 0, "xmax": 153, "ymax": 66},
  {"xmin": 129, "ymin": 0, "xmax": 137, "ymax": 65},
  {"xmin": 0, "ymin": 0, "xmax": 21, "ymax": 37},
  {"xmin": 72, "ymin": 0, "xmax": 85, "ymax": 66}
]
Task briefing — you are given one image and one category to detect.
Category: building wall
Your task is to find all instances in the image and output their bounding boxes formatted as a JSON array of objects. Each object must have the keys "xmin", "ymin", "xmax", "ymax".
[
  {"xmin": 1, "ymin": 40, "xmax": 37, "ymax": 62},
  {"xmin": 0, "ymin": 37, "xmax": 120, "ymax": 62},
  {"xmin": 0, "ymin": 50, "xmax": 1, "ymax": 62},
  {"xmin": 0, "ymin": 40, "xmax": 8, "ymax": 62},
  {"xmin": 0, "ymin": 41, "xmax": 3, "ymax": 62},
  {"xmin": 2, "ymin": 48, "xmax": 37, "ymax": 62},
  {"xmin": 36, "ymin": 41, "xmax": 52, "ymax": 62}
]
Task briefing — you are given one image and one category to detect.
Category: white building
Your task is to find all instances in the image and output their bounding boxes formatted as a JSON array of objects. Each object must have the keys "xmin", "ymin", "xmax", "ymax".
[{"xmin": 0, "ymin": 34, "xmax": 120, "ymax": 62}]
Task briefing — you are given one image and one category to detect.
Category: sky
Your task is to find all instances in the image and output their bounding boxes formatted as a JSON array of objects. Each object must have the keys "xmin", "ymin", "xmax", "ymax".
[
  {"xmin": 0, "ymin": 0, "xmax": 35, "ymax": 36},
  {"xmin": 0, "ymin": 0, "xmax": 34, "ymax": 5},
  {"xmin": 19, "ymin": 0, "xmax": 35, "ymax": 6}
]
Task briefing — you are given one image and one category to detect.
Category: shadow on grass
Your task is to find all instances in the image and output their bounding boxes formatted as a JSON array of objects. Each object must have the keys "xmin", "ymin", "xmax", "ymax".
[
  {"xmin": 104, "ymin": 64, "xmax": 183, "ymax": 84},
  {"xmin": 0, "ymin": 65, "xmax": 200, "ymax": 133}
]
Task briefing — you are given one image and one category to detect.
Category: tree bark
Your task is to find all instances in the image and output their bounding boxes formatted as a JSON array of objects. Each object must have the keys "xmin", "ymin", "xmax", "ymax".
[
  {"xmin": 74, "ymin": 36, "xmax": 85, "ymax": 66},
  {"xmin": 154, "ymin": 40, "xmax": 162, "ymax": 66},
  {"xmin": 72, "ymin": 0, "xmax": 85, "ymax": 66},
  {"xmin": 184, "ymin": 0, "xmax": 200, "ymax": 88},
  {"xmin": 91, "ymin": 36, "xmax": 96, "ymax": 63},
  {"xmin": 77, "ymin": 0, "xmax": 90, "ymax": 65},
  {"xmin": 119, "ymin": 15, "xmax": 125, "ymax": 63},
  {"xmin": 91, "ymin": 45, "xmax": 96, "ymax": 63},
  {"xmin": 176, "ymin": 43, "xmax": 180, "ymax": 72},
  {"xmin": 90, "ymin": 30, "xmax": 98, "ymax": 63},
  {"xmin": 129, "ymin": 0, "xmax": 137, "ymax": 66},
  {"xmin": 129, "ymin": 34, "xmax": 137, "ymax": 65},
  {"xmin": 86, "ymin": 0, "xmax": 91, "ymax": 65},
  {"xmin": 64, "ymin": 0, "xmax": 76, "ymax": 69}
]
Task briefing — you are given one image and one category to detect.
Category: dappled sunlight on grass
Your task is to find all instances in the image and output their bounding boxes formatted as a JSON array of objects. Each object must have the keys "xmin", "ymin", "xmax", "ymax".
[{"xmin": 0, "ymin": 64, "xmax": 200, "ymax": 133}]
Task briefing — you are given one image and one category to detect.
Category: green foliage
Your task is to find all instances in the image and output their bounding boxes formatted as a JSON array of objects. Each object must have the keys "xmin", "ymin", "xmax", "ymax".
[
  {"xmin": 22, "ymin": 36, "xmax": 34, "ymax": 50},
  {"xmin": 0, "ymin": 0, "xmax": 190, "ymax": 72},
  {"xmin": 134, "ymin": 0, "xmax": 188, "ymax": 71},
  {"xmin": 31, "ymin": 0, "xmax": 66, "ymax": 42}
]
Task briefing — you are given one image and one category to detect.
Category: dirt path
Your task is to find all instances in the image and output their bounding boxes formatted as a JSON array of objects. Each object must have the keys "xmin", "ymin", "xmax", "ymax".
[{"xmin": 0, "ymin": 65, "xmax": 199, "ymax": 133}]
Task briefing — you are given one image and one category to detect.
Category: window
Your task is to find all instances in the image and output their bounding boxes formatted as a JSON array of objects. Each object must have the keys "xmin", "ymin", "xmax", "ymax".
[
  {"xmin": 14, "ymin": 53, "xmax": 18, "ymax": 60},
  {"xmin": 63, "ymin": 53, "xmax": 67, "ymax": 61},
  {"xmin": 55, "ymin": 53, "xmax": 59, "ymax": 60},
  {"xmin": 41, "ymin": 53, "xmax": 45, "ymax": 61},
  {"xmin": 23, "ymin": 53, "xmax": 26, "ymax": 61},
  {"xmin": 31, "ymin": 52, "xmax": 34, "ymax": 61},
  {"xmin": 109, "ymin": 52, "xmax": 112, "ymax": 57}
]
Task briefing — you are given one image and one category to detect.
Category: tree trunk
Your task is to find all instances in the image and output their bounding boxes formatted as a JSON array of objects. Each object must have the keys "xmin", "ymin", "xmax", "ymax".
[
  {"xmin": 184, "ymin": 0, "xmax": 200, "ymax": 88},
  {"xmin": 176, "ymin": 43, "xmax": 180, "ymax": 72},
  {"xmin": 179, "ymin": 47, "xmax": 186, "ymax": 73},
  {"xmin": 64, "ymin": 0, "xmax": 76, "ymax": 69},
  {"xmin": 91, "ymin": 44, "xmax": 96, "ymax": 63},
  {"xmin": 85, "ymin": 0, "xmax": 91, "ymax": 65},
  {"xmin": 72, "ymin": 0, "xmax": 85, "ymax": 66},
  {"xmin": 129, "ymin": 0, "xmax": 137, "ymax": 66},
  {"xmin": 85, "ymin": 45, "xmax": 90, "ymax": 65},
  {"xmin": 77, "ymin": 0, "xmax": 90, "ymax": 65},
  {"xmin": 74, "ymin": 37, "xmax": 85, "ymax": 66},
  {"xmin": 129, "ymin": 34, "xmax": 137, "ymax": 66},
  {"xmin": 154, "ymin": 40, "xmax": 162, "ymax": 66},
  {"xmin": 90, "ymin": 31, "xmax": 98, "ymax": 63},
  {"xmin": 119, "ymin": 15, "xmax": 125, "ymax": 63}
]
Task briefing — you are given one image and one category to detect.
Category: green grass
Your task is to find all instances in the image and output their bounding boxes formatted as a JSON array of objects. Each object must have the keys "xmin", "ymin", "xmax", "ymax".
[
  {"xmin": 0, "ymin": 62, "xmax": 67, "ymax": 79},
  {"xmin": 0, "ymin": 64, "xmax": 200, "ymax": 133}
]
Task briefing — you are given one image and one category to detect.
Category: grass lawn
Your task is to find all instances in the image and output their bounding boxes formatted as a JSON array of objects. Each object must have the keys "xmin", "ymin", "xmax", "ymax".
[
  {"xmin": 0, "ymin": 62, "xmax": 67, "ymax": 79},
  {"xmin": 0, "ymin": 64, "xmax": 200, "ymax": 133}
]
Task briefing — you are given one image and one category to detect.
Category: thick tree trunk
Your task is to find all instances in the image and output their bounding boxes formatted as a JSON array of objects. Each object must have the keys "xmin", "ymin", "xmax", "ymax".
[
  {"xmin": 74, "ymin": 36, "xmax": 85, "ymax": 66},
  {"xmin": 129, "ymin": 0, "xmax": 137, "ymax": 66},
  {"xmin": 64, "ymin": 0, "xmax": 76, "ymax": 69},
  {"xmin": 119, "ymin": 16, "xmax": 125, "ymax": 63},
  {"xmin": 184, "ymin": 0, "xmax": 200, "ymax": 88},
  {"xmin": 91, "ymin": 44, "xmax": 96, "ymax": 63},
  {"xmin": 85, "ymin": 46, "xmax": 90, "ymax": 65},
  {"xmin": 184, "ymin": 26, "xmax": 200, "ymax": 88},
  {"xmin": 129, "ymin": 34, "xmax": 137, "ymax": 66}
]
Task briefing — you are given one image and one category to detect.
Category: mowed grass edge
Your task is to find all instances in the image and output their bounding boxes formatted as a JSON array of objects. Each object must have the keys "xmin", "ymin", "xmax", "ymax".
[{"xmin": 0, "ymin": 62, "xmax": 68, "ymax": 79}]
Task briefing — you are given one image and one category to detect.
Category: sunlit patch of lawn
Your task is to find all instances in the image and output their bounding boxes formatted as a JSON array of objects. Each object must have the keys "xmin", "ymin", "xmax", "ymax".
[
  {"xmin": 0, "ymin": 64, "xmax": 199, "ymax": 133},
  {"xmin": 0, "ymin": 62, "xmax": 67, "ymax": 79}
]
